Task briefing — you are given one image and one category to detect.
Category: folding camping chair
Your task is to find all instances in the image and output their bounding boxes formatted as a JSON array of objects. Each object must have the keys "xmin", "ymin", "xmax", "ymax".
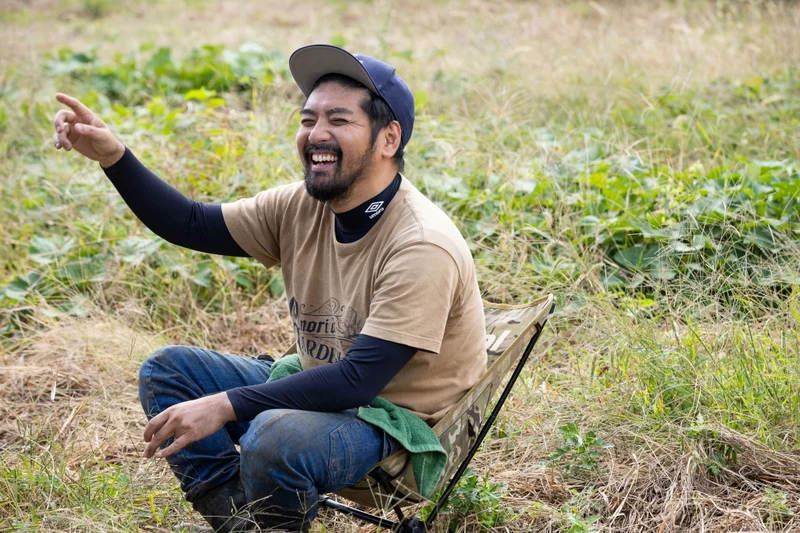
[{"xmin": 288, "ymin": 293, "xmax": 555, "ymax": 532}]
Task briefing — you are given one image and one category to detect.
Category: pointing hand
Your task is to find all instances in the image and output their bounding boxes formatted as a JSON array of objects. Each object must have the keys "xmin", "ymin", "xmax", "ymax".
[{"xmin": 52, "ymin": 93, "xmax": 125, "ymax": 168}]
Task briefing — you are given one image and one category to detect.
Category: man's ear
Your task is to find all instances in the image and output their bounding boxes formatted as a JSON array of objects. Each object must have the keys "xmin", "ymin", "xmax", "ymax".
[{"xmin": 380, "ymin": 121, "xmax": 402, "ymax": 160}]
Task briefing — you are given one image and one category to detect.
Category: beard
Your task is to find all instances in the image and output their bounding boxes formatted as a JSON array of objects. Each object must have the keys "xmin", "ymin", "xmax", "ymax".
[{"xmin": 303, "ymin": 142, "xmax": 375, "ymax": 203}]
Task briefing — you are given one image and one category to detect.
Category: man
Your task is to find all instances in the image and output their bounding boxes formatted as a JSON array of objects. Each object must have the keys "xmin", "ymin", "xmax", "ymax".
[{"xmin": 52, "ymin": 44, "xmax": 486, "ymax": 532}]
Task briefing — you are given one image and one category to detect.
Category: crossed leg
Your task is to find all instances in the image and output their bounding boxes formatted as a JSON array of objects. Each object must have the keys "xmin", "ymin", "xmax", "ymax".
[{"xmin": 138, "ymin": 345, "xmax": 398, "ymax": 531}]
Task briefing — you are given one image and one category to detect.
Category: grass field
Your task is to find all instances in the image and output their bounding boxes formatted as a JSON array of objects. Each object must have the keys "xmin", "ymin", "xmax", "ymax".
[{"xmin": 2, "ymin": 0, "xmax": 800, "ymax": 531}]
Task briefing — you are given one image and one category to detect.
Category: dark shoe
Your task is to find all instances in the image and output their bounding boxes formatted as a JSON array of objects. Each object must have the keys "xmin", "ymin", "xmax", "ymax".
[
  {"xmin": 191, "ymin": 477, "xmax": 310, "ymax": 532},
  {"xmin": 192, "ymin": 476, "xmax": 255, "ymax": 532},
  {"xmin": 174, "ymin": 518, "xmax": 308, "ymax": 533},
  {"xmin": 251, "ymin": 506, "xmax": 311, "ymax": 533}
]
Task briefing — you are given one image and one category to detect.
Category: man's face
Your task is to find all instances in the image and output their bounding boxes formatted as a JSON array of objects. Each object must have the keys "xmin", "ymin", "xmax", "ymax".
[{"xmin": 296, "ymin": 81, "xmax": 377, "ymax": 203}]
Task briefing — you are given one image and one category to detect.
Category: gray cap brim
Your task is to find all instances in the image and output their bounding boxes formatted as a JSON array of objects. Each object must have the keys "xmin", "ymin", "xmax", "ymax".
[{"xmin": 289, "ymin": 44, "xmax": 378, "ymax": 97}]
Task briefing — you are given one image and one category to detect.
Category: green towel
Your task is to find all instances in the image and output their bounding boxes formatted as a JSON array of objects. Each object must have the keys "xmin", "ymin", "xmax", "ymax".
[{"xmin": 266, "ymin": 354, "xmax": 447, "ymax": 498}]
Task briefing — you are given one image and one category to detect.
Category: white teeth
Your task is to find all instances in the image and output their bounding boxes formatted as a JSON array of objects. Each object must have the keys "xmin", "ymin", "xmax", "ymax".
[{"xmin": 311, "ymin": 153, "xmax": 338, "ymax": 163}]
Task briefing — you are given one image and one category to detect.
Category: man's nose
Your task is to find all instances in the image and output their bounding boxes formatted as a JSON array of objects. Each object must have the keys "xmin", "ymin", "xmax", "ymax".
[{"xmin": 308, "ymin": 122, "xmax": 331, "ymax": 144}]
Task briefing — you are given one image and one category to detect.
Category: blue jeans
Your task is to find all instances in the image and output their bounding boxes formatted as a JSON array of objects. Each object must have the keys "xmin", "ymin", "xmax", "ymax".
[{"xmin": 138, "ymin": 345, "xmax": 400, "ymax": 521}]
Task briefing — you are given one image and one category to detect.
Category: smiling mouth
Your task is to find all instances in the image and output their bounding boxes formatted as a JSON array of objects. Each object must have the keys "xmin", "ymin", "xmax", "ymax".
[{"xmin": 309, "ymin": 151, "xmax": 339, "ymax": 172}]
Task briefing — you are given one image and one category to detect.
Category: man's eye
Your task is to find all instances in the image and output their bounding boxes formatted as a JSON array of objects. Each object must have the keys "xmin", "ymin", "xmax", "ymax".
[
  {"xmin": 330, "ymin": 119, "xmax": 347, "ymax": 125},
  {"xmin": 301, "ymin": 119, "xmax": 315, "ymax": 127}
]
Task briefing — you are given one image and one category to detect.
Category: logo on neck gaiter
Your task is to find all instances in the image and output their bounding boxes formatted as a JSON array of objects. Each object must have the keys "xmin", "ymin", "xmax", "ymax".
[{"xmin": 365, "ymin": 201, "xmax": 385, "ymax": 219}]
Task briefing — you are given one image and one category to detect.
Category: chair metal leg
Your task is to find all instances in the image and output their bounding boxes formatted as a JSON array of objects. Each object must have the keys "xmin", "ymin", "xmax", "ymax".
[
  {"xmin": 370, "ymin": 467, "xmax": 410, "ymax": 523},
  {"xmin": 319, "ymin": 496, "xmax": 427, "ymax": 532},
  {"xmin": 319, "ymin": 496, "xmax": 398, "ymax": 529},
  {"xmin": 422, "ymin": 323, "xmax": 545, "ymax": 528}
]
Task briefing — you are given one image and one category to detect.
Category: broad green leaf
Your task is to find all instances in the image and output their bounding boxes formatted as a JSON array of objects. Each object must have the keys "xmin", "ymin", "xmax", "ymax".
[
  {"xmin": 3, "ymin": 271, "xmax": 43, "ymax": 301},
  {"xmin": 207, "ymin": 97, "xmax": 226, "ymax": 109},
  {"xmin": 269, "ymin": 274, "xmax": 285, "ymax": 297},
  {"xmin": 649, "ymin": 260, "xmax": 677, "ymax": 281},
  {"xmin": 193, "ymin": 263, "xmax": 212, "ymax": 288},
  {"xmin": 116, "ymin": 237, "xmax": 162, "ymax": 264},
  {"xmin": 234, "ymin": 273, "xmax": 253, "ymax": 290},
  {"xmin": 146, "ymin": 47, "xmax": 173, "ymax": 75},
  {"xmin": 29, "ymin": 236, "xmax": 76, "ymax": 265},
  {"xmin": 184, "ymin": 88, "xmax": 214, "ymax": 102},
  {"xmin": 612, "ymin": 244, "xmax": 657, "ymax": 270}
]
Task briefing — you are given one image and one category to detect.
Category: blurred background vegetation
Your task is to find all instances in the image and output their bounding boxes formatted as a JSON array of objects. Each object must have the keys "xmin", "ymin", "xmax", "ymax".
[{"xmin": 1, "ymin": 0, "xmax": 799, "ymax": 531}]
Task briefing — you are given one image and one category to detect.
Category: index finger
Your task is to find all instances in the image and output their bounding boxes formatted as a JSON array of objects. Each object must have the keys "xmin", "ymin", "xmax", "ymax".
[
  {"xmin": 144, "ymin": 419, "xmax": 177, "ymax": 458},
  {"xmin": 55, "ymin": 93, "xmax": 93, "ymax": 117},
  {"xmin": 144, "ymin": 410, "xmax": 169, "ymax": 443},
  {"xmin": 157, "ymin": 434, "xmax": 191, "ymax": 459}
]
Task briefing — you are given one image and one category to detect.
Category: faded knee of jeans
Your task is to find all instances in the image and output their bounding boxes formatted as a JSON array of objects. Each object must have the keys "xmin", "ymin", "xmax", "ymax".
[
  {"xmin": 239, "ymin": 410, "xmax": 298, "ymax": 470},
  {"xmin": 139, "ymin": 345, "xmax": 190, "ymax": 380},
  {"xmin": 138, "ymin": 345, "xmax": 186, "ymax": 416},
  {"xmin": 239, "ymin": 410, "xmax": 320, "ymax": 513}
]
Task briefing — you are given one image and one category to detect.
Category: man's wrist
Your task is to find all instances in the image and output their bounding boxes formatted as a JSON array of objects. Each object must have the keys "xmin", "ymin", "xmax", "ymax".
[
  {"xmin": 217, "ymin": 391, "xmax": 238, "ymax": 423},
  {"xmin": 99, "ymin": 144, "xmax": 125, "ymax": 168}
]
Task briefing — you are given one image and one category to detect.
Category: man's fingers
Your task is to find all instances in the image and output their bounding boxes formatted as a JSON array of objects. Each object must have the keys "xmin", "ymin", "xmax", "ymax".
[
  {"xmin": 158, "ymin": 435, "xmax": 192, "ymax": 458},
  {"xmin": 59, "ymin": 123, "xmax": 72, "ymax": 150},
  {"xmin": 144, "ymin": 437, "xmax": 165, "ymax": 459},
  {"xmin": 144, "ymin": 410, "xmax": 169, "ymax": 442},
  {"xmin": 73, "ymin": 123, "xmax": 105, "ymax": 139},
  {"xmin": 55, "ymin": 93, "xmax": 93, "ymax": 117},
  {"xmin": 54, "ymin": 110, "xmax": 76, "ymax": 149},
  {"xmin": 53, "ymin": 133, "xmax": 61, "ymax": 149},
  {"xmin": 53, "ymin": 109, "xmax": 85, "ymax": 150},
  {"xmin": 144, "ymin": 422, "xmax": 177, "ymax": 458},
  {"xmin": 53, "ymin": 109, "xmax": 76, "ymax": 130}
]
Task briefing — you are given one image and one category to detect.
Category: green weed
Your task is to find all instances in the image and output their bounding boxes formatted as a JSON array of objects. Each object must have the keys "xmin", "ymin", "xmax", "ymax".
[
  {"xmin": 0, "ymin": 445, "xmax": 184, "ymax": 530},
  {"xmin": 547, "ymin": 423, "xmax": 614, "ymax": 474},
  {"xmin": 419, "ymin": 469, "xmax": 520, "ymax": 532},
  {"xmin": 760, "ymin": 487, "xmax": 794, "ymax": 529},
  {"xmin": 687, "ymin": 422, "xmax": 740, "ymax": 476},
  {"xmin": 44, "ymin": 42, "xmax": 288, "ymax": 108},
  {"xmin": 556, "ymin": 489, "xmax": 601, "ymax": 533},
  {"xmin": 561, "ymin": 511, "xmax": 599, "ymax": 533}
]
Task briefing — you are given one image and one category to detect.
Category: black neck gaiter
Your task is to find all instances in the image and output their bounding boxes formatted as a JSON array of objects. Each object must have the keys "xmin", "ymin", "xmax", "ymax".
[{"xmin": 333, "ymin": 174, "xmax": 402, "ymax": 243}]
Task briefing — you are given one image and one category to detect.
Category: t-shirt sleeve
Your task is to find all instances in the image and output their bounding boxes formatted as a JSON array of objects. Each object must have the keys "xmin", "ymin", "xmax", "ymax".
[
  {"xmin": 221, "ymin": 186, "xmax": 293, "ymax": 268},
  {"xmin": 361, "ymin": 243, "xmax": 462, "ymax": 353}
]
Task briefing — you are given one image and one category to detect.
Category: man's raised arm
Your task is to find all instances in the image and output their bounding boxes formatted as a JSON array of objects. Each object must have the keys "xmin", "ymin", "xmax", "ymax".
[{"xmin": 52, "ymin": 93, "xmax": 247, "ymax": 257}]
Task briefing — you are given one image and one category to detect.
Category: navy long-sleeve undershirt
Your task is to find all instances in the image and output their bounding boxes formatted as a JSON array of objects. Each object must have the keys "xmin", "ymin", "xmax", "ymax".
[
  {"xmin": 102, "ymin": 148, "xmax": 415, "ymax": 422},
  {"xmin": 103, "ymin": 148, "xmax": 248, "ymax": 256},
  {"xmin": 227, "ymin": 334, "xmax": 416, "ymax": 421}
]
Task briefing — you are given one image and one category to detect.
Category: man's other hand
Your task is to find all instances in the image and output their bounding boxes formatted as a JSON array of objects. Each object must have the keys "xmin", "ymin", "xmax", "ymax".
[
  {"xmin": 143, "ymin": 392, "xmax": 237, "ymax": 459},
  {"xmin": 52, "ymin": 93, "xmax": 125, "ymax": 168}
]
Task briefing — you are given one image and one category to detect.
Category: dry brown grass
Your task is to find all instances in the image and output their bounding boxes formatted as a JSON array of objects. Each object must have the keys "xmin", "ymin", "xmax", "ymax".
[
  {"xmin": 481, "ymin": 401, "xmax": 800, "ymax": 532},
  {"xmin": 0, "ymin": 299, "xmax": 293, "ymax": 456},
  {"xmin": 0, "ymin": 302, "xmax": 297, "ymax": 531},
  {"xmin": 0, "ymin": 315, "xmax": 158, "ymax": 459},
  {"xmin": 5, "ymin": 308, "xmax": 800, "ymax": 531}
]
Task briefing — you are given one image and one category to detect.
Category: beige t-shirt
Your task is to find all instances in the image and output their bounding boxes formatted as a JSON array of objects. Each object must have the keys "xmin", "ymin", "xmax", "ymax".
[{"xmin": 221, "ymin": 177, "xmax": 486, "ymax": 425}]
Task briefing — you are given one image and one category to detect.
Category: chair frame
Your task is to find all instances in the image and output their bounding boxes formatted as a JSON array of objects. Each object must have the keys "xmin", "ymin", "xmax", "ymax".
[{"xmin": 319, "ymin": 301, "xmax": 553, "ymax": 532}]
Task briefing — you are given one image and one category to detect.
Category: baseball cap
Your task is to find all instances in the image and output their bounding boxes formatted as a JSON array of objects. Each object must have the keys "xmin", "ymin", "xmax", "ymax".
[{"xmin": 289, "ymin": 44, "xmax": 415, "ymax": 149}]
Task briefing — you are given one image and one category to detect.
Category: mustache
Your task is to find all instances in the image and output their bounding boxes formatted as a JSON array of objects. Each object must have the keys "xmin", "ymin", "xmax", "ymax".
[{"xmin": 303, "ymin": 143, "xmax": 343, "ymax": 161}]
